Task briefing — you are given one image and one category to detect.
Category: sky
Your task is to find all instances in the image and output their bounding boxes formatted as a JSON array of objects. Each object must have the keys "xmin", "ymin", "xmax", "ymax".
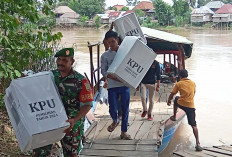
[{"xmin": 105, "ymin": 0, "xmax": 174, "ymax": 8}]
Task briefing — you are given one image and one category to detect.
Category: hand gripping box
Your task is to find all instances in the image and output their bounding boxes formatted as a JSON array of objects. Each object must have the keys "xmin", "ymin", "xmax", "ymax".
[
  {"xmin": 4, "ymin": 71, "xmax": 69, "ymax": 152},
  {"xmin": 113, "ymin": 12, "xmax": 147, "ymax": 44},
  {"xmin": 107, "ymin": 36, "xmax": 157, "ymax": 88}
]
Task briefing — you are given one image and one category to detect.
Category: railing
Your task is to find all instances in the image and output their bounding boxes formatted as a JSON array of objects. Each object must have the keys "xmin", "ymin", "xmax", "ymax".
[{"xmin": 87, "ymin": 41, "xmax": 103, "ymax": 94}]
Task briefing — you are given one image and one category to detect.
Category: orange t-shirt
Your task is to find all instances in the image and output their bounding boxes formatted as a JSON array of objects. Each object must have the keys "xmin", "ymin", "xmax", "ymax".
[{"xmin": 171, "ymin": 78, "xmax": 196, "ymax": 108}]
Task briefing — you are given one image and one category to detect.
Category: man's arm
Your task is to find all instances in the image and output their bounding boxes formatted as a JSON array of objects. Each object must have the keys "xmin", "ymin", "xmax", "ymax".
[
  {"xmin": 64, "ymin": 105, "xmax": 91, "ymax": 134},
  {"xmin": 107, "ymin": 74, "xmax": 122, "ymax": 83},
  {"xmin": 167, "ymin": 93, "xmax": 174, "ymax": 106}
]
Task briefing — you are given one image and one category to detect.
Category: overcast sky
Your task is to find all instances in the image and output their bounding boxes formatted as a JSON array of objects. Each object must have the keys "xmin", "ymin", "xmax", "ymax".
[{"xmin": 105, "ymin": 0, "xmax": 173, "ymax": 8}]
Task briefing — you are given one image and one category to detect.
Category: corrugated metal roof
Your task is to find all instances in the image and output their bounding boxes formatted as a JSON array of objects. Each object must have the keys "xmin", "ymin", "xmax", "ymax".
[
  {"xmin": 191, "ymin": 6, "xmax": 214, "ymax": 14},
  {"xmin": 109, "ymin": 11, "xmax": 121, "ymax": 17},
  {"xmin": 205, "ymin": 1, "xmax": 224, "ymax": 9},
  {"xmin": 215, "ymin": 4, "xmax": 232, "ymax": 13},
  {"xmin": 141, "ymin": 27, "xmax": 192, "ymax": 44}
]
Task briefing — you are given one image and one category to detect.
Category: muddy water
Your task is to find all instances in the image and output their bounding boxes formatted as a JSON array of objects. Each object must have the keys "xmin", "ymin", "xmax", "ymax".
[{"xmin": 55, "ymin": 28, "xmax": 232, "ymax": 156}]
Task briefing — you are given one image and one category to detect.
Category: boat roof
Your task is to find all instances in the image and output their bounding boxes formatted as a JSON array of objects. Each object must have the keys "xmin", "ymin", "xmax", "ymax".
[{"xmin": 141, "ymin": 27, "xmax": 193, "ymax": 58}]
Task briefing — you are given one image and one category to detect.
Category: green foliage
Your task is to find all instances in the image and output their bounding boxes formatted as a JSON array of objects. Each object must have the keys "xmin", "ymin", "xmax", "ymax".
[
  {"xmin": 142, "ymin": 21, "xmax": 159, "ymax": 28},
  {"xmin": 78, "ymin": 15, "xmax": 89, "ymax": 27},
  {"xmin": 109, "ymin": 6, "xmax": 117, "ymax": 11},
  {"xmin": 133, "ymin": 9, "xmax": 145, "ymax": 24},
  {"xmin": 172, "ymin": 0, "xmax": 190, "ymax": 26},
  {"xmin": 153, "ymin": 0, "xmax": 173, "ymax": 26},
  {"xmin": 120, "ymin": 6, "xmax": 129, "ymax": 11},
  {"xmin": 94, "ymin": 15, "xmax": 101, "ymax": 28},
  {"xmin": 173, "ymin": 0, "xmax": 190, "ymax": 16},
  {"xmin": 69, "ymin": 0, "xmax": 105, "ymax": 18},
  {"xmin": 0, "ymin": 0, "xmax": 63, "ymax": 108}
]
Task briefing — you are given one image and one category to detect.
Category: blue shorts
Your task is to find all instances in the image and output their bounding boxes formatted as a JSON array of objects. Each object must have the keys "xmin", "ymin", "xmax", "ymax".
[{"xmin": 174, "ymin": 96, "xmax": 197, "ymax": 126}]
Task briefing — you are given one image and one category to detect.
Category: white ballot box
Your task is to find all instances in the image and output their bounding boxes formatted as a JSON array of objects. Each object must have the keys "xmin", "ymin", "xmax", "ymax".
[
  {"xmin": 107, "ymin": 36, "xmax": 157, "ymax": 88},
  {"xmin": 4, "ymin": 71, "xmax": 69, "ymax": 152},
  {"xmin": 113, "ymin": 12, "xmax": 147, "ymax": 44}
]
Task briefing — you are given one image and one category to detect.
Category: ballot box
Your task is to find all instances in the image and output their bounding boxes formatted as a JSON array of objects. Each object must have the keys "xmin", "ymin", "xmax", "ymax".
[
  {"xmin": 4, "ymin": 71, "xmax": 69, "ymax": 152},
  {"xmin": 107, "ymin": 36, "xmax": 157, "ymax": 88},
  {"xmin": 113, "ymin": 12, "xmax": 147, "ymax": 44}
]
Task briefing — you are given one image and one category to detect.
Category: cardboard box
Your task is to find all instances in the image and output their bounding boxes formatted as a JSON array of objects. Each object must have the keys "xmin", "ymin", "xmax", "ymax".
[
  {"xmin": 4, "ymin": 71, "xmax": 69, "ymax": 152},
  {"xmin": 113, "ymin": 12, "xmax": 147, "ymax": 44},
  {"xmin": 107, "ymin": 36, "xmax": 157, "ymax": 88}
]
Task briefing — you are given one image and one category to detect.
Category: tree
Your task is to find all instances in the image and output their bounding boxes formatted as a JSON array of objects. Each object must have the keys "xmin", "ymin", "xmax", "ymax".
[
  {"xmin": 173, "ymin": 0, "xmax": 191, "ymax": 26},
  {"xmin": 78, "ymin": 15, "xmax": 89, "ymax": 27},
  {"xmin": 153, "ymin": 0, "xmax": 173, "ymax": 26},
  {"xmin": 0, "ymin": 0, "xmax": 62, "ymax": 108},
  {"xmin": 94, "ymin": 15, "xmax": 101, "ymax": 28},
  {"xmin": 109, "ymin": 6, "xmax": 117, "ymax": 11},
  {"xmin": 133, "ymin": 9, "xmax": 145, "ymax": 23},
  {"xmin": 126, "ymin": 0, "xmax": 139, "ymax": 6},
  {"xmin": 68, "ymin": 0, "xmax": 105, "ymax": 18},
  {"xmin": 120, "ymin": 6, "xmax": 129, "ymax": 11}
]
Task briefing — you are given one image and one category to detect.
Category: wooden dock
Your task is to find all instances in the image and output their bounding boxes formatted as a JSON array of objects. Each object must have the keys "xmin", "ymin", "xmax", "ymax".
[
  {"xmin": 80, "ymin": 83, "xmax": 176, "ymax": 157},
  {"xmin": 173, "ymin": 145, "xmax": 232, "ymax": 157}
]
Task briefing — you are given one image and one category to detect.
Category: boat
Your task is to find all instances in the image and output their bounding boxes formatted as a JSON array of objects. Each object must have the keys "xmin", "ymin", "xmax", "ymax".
[{"xmin": 81, "ymin": 27, "xmax": 193, "ymax": 156}]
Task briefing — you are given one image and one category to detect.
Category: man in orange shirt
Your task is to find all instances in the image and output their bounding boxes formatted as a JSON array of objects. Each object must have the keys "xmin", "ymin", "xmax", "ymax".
[{"xmin": 167, "ymin": 69, "xmax": 203, "ymax": 151}]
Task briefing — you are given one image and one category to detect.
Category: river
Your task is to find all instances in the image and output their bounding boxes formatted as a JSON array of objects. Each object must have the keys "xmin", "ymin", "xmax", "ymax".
[{"xmin": 55, "ymin": 27, "xmax": 232, "ymax": 156}]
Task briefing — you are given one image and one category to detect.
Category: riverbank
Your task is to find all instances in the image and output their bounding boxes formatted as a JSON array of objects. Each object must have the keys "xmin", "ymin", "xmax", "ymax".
[{"xmin": 0, "ymin": 109, "xmax": 29, "ymax": 156}]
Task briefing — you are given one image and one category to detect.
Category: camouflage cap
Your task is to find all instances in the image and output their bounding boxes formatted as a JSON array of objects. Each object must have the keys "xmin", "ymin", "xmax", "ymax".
[{"xmin": 55, "ymin": 48, "xmax": 74, "ymax": 57}]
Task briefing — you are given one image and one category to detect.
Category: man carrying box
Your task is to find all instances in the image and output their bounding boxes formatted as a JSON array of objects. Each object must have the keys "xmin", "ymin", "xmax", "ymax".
[
  {"xmin": 101, "ymin": 30, "xmax": 131, "ymax": 140},
  {"xmin": 33, "ymin": 48, "xmax": 93, "ymax": 157}
]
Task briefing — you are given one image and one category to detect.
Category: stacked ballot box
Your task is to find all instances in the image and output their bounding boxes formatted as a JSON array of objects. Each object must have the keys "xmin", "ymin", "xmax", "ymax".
[
  {"xmin": 107, "ymin": 36, "xmax": 157, "ymax": 88},
  {"xmin": 113, "ymin": 12, "xmax": 147, "ymax": 44},
  {"xmin": 4, "ymin": 71, "xmax": 69, "ymax": 152}
]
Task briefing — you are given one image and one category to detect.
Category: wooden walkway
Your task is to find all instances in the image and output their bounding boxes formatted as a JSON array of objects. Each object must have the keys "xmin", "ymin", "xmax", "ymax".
[
  {"xmin": 173, "ymin": 145, "xmax": 232, "ymax": 157},
  {"xmin": 80, "ymin": 83, "xmax": 175, "ymax": 157}
]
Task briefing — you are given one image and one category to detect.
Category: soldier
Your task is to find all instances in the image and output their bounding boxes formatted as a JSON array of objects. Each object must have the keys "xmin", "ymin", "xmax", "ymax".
[{"xmin": 33, "ymin": 48, "xmax": 93, "ymax": 157}]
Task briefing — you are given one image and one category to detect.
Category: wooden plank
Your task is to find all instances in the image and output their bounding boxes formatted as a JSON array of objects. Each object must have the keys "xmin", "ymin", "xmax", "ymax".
[
  {"xmin": 95, "ymin": 120, "xmax": 112, "ymax": 139},
  {"xmin": 204, "ymin": 147, "xmax": 232, "ymax": 156},
  {"xmin": 83, "ymin": 143, "xmax": 157, "ymax": 152},
  {"xmin": 126, "ymin": 121, "xmax": 143, "ymax": 139},
  {"xmin": 214, "ymin": 146, "xmax": 232, "ymax": 152},
  {"xmin": 92, "ymin": 139, "xmax": 157, "ymax": 145},
  {"xmin": 86, "ymin": 120, "xmax": 108, "ymax": 140},
  {"xmin": 173, "ymin": 150, "xmax": 213, "ymax": 157},
  {"xmin": 80, "ymin": 149, "xmax": 158, "ymax": 157},
  {"xmin": 84, "ymin": 121, "xmax": 97, "ymax": 137},
  {"xmin": 108, "ymin": 120, "xmax": 122, "ymax": 140},
  {"xmin": 147, "ymin": 122, "xmax": 160, "ymax": 140},
  {"xmin": 203, "ymin": 150, "xmax": 231, "ymax": 157},
  {"xmin": 134, "ymin": 121, "xmax": 154, "ymax": 140}
]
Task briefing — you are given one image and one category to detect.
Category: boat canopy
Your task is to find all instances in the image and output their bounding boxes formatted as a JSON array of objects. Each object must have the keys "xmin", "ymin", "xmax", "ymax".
[{"xmin": 141, "ymin": 27, "xmax": 193, "ymax": 58}]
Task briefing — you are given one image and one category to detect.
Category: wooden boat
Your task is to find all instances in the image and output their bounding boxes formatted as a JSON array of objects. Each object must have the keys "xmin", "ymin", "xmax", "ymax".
[{"xmin": 81, "ymin": 27, "xmax": 193, "ymax": 156}]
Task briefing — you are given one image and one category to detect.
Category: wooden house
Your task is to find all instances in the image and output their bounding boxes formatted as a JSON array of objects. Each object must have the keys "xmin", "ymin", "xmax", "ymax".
[
  {"xmin": 133, "ymin": 1, "xmax": 154, "ymax": 16},
  {"xmin": 191, "ymin": 6, "xmax": 214, "ymax": 23},
  {"xmin": 55, "ymin": 6, "xmax": 79, "ymax": 25},
  {"xmin": 212, "ymin": 4, "xmax": 232, "ymax": 23},
  {"xmin": 96, "ymin": 14, "xmax": 109, "ymax": 24},
  {"xmin": 108, "ymin": 11, "xmax": 121, "ymax": 23},
  {"xmin": 205, "ymin": 1, "xmax": 224, "ymax": 12}
]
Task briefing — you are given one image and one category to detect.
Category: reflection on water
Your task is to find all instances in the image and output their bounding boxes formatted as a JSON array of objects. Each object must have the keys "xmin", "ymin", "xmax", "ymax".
[{"xmin": 57, "ymin": 28, "xmax": 232, "ymax": 156}]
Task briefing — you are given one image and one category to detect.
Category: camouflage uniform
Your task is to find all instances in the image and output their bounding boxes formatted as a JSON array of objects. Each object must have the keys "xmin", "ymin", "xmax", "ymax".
[{"xmin": 33, "ymin": 69, "xmax": 93, "ymax": 157}]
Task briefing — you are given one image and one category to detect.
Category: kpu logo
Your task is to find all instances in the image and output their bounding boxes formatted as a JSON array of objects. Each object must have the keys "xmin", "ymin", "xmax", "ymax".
[
  {"xmin": 125, "ymin": 28, "xmax": 139, "ymax": 36},
  {"xmin": 127, "ymin": 58, "xmax": 144, "ymax": 73},
  {"xmin": 29, "ymin": 99, "xmax": 56, "ymax": 112}
]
